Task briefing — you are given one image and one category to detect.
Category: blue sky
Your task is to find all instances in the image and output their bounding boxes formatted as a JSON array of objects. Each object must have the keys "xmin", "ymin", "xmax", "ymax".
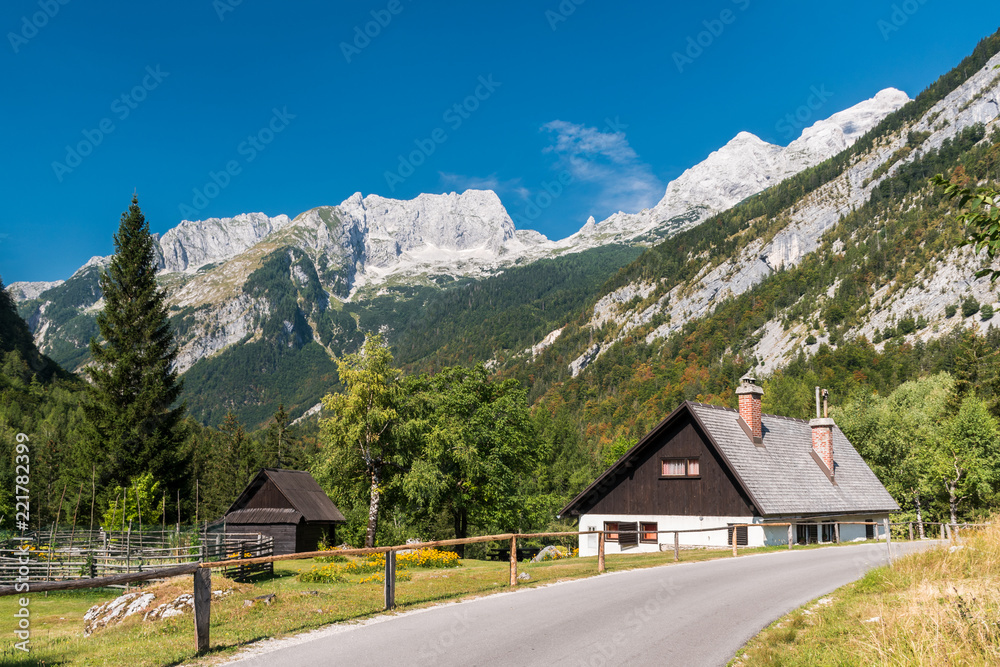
[{"xmin": 2, "ymin": 1, "xmax": 998, "ymax": 283}]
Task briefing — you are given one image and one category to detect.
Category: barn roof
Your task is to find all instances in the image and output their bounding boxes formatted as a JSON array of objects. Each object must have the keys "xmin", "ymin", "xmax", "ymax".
[
  {"xmin": 559, "ymin": 401, "xmax": 898, "ymax": 518},
  {"xmin": 223, "ymin": 507, "xmax": 304, "ymax": 525},
  {"xmin": 226, "ymin": 469, "xmax": 346, "ymax": 523}
]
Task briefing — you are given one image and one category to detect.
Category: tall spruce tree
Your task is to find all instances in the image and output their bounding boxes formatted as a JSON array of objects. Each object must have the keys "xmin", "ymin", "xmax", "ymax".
[
  {"xmin": 83, "ymin": 195, "xmax": 185, "ymax": 490},
  {"xmin": 264, "ymin": 403, "xmax": 291, "ymax": 468}
]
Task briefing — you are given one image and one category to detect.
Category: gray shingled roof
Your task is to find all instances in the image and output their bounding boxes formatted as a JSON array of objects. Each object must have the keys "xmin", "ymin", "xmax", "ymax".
[
  {"xmin": 225, "ymin": 469, "xmax": 346, "ymax": 523},
  {"xmin": 223, "ymin": 507, "xmax": 304, "ymax": 525},
  {"xmin": 262, "ymin": 469, "xmax": 346, "ymax": 523},
  {"xmin": 689, "ymin": 403, "xmax": 899, "ymax": 515}
]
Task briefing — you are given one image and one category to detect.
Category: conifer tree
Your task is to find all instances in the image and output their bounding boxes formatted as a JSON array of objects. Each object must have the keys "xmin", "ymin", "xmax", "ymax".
[
  {"xmin": 83, "ymin": 195, "xmax": 185, "ymax": 490},
  {"xmin": 199, "ymin": 412, "xmax": 260, "ymax": 518},
  {"xmin": 264, "ymin": 403, "xmax": 291, "ymax": 468}
]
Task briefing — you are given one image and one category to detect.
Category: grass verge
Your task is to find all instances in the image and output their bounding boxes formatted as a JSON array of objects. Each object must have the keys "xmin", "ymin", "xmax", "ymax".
[
  {"xmin": 0, "ymin": 541, "xmax": 872, "ymax": 666},
  {"xmin": 732, "ymin": 524, "xmax": 1000, "ymax": 666}
]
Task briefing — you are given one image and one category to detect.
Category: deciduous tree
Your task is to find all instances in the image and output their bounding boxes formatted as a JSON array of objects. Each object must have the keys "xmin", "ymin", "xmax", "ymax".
[
  {"xmin": 934, "ymin": 396, "xmax": 1000, "ymax": 524},
  {"xmin": 316, "ymin": 334, "xmax": 405, "ymax": 548},
  {"xmin": 402, "ymin": 364, "xmax": 537, "ymax": 554},
  {"xmin": 932, "ymin": 173, "xmax": 1000, "ymax": 280}
]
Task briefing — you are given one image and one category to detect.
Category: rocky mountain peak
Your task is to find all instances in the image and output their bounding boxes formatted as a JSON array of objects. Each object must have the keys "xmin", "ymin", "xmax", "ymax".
[
  {"xmin": 559, "ymin": 88, "xmax": 911, "ymax": 249},
  {"xmin": 157, "ymin": 212, "xmax": 293, "ymax": 274}
]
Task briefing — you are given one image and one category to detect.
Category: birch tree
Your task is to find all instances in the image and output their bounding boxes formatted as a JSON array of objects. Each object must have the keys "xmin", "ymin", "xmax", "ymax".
[
  {"xmin": 934, "ymin": 396, "xmax": 1000, "ymax": 525},
  {"xmin": 316, "ymin": 334, "xmax": 403, "ymax": 548}
]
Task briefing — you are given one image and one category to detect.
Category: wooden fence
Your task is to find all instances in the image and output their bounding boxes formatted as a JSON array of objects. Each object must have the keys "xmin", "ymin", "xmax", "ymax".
[
  {"xmin": 0, "ymin": 529, "xmax": 273, "ymax": 586},
  {"xmin": 0, "ymin": 520, "xmax": 982, "ymax": 654}
]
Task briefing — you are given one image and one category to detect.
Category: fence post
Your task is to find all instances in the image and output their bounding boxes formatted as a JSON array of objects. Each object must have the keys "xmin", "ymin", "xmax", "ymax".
[
  {"xmin": 597, "ymin": 532, "xmax": 605, "ymax": 573},
  {"xmin": 834, "ymin": 522, "xmax": 840, "ymax": 544},
  {"xmin": 941, "ymin": 523, "xmax": 946, "ymax": 540},
  {"xmin": 732, "ymin": 526, "xmax": 738, "ymax": 557},
  {"xmin": 509, "ymin": 536, "xmax": 517, "ymax": 586},
  {"xmin": 908, "ymin": 522, "xmax": 914, "ymax": 542},
  {"xmin": 384, "ymin": 550, "xmax": 396, "ymax": 610},
  {"xmin": 787, "ymin": 524, "xmax": 793, "ymax": 549},
  {"xmin": 126, "ymin": 523, "xmax": 132, "ymax": 586},
  {"xmin": 673, "ymin": 532, "xmax": 679, "ymax": 562},
  {"xmin": 194, "ymin": 566, "xmax": 211, "ymax": 653},
  {"xmin": 883, "ymin": 518, "xmax": 892, "ymax": 564}
]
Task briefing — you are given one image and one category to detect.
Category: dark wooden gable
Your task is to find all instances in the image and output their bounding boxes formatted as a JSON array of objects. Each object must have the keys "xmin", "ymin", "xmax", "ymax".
[
  {"xmin": 562, "ymin": 404, "xmax": 755, "ymax": 518},
  {"xmin": 225, "ymin": 469, "xmax": 345, "ymax": 524},
  {"xmin": 243, "ymin": 478, "xmax": 295, "ymax": 511}
]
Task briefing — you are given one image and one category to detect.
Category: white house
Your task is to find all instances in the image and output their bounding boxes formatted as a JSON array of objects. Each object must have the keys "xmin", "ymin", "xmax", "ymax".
[{"xmin": 559, "ymin": 377, "xmax": 898, "ymax": 556}]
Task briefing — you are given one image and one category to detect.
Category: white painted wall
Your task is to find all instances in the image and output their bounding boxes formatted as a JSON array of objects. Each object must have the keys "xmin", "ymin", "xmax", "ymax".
[
  {"xmin": 577, "ymin": 513, "xmax": 891, "ymax": 556},
  {"xmin": 577, "ymin": 514, "xmax": 760, "ymax": 556}
]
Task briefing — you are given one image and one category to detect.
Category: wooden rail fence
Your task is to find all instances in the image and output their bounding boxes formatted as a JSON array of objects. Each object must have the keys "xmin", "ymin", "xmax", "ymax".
[
  {"xmin": 0, "ymin": 520, "xmax": 983, "ymax": 654},
  {"xmin": 0, "ymin": 529, "xmax": 273, "ymax": 586}
]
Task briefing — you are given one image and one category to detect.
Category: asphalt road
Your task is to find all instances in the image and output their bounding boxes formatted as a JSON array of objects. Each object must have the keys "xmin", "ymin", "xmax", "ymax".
[{"xmin": 230, "ymin": 540, "xmax": 935, "ymax": 667}]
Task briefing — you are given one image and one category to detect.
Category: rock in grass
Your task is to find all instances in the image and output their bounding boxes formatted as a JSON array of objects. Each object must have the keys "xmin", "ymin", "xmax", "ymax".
[
  {"xmin": 244, "ymin": 593, "xmax": 277, "ymax": 607},
  {"xmin": 531, "ymin": 545, "xmax": 568, "ymax": 562},
  {"xmin": 84, "ymin": 592, "xmax": 155, "ymax": 636},
  {"xmin": 144, "ymin": 594, "xmax": 194, "ymax": 621}
]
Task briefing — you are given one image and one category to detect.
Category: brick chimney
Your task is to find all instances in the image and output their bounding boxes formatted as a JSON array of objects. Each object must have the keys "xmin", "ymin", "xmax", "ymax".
[
  {"xmin": 810, "ymin": 387, "xmax": 835, "ymax": 479},
  {"xmin": 736, "ymin": 374, "xmax": 763, "ymax": 443}
]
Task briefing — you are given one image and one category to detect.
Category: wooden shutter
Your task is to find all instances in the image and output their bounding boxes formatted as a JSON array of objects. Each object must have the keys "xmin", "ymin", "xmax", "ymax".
[
  {"xmin": 619, "ymin": 521, "xmax": 638, "ymax": 549},
  {"xmin": 727, "ymin": 525, "xmax": 748, "ymax": 546}
]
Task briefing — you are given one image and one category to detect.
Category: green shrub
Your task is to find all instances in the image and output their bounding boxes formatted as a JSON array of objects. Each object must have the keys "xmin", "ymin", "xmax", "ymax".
[
  {"xmin": 805, "ymin": 334, "xmax": 817, "ymax": 345},
  {"xmin": 945, "ymin": 304, "xmax": 958, "ymax": 318},
  {"xmin": 982, "ymin": 303, "xmax": 995, "ymax": 319},
  {"xmin": 962, "ymin": 296, "xmax": 981, "ymax": 318}
]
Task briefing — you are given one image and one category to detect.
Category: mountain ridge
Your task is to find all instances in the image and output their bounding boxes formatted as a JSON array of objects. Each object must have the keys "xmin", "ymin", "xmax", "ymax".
[
  {"xmin": 10, "ymin": 87, "xmax": 911, "ymax": 300},
  {"xmin": 4, "ymin": 84, "xmax": 934, "ymax": 424}
]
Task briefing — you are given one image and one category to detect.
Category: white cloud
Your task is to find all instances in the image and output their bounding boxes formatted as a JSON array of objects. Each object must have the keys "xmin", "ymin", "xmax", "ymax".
[{"xmin": 541, "ymin": 120, "xmax": 664, "ymax": 215}]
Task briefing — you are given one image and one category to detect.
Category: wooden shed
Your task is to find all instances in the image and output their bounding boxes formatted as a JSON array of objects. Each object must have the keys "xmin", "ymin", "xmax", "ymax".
[{"xmin": 216, "ymin": 469, "xmax": 346, "ymax": 555}]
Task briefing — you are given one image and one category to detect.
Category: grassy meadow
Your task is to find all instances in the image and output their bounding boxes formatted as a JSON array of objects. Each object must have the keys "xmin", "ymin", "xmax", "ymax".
[
  {"xmin": 732, "ymin": 522, "xmax": 1000, "ymax": 666},
  {"xmin": 0, "ymin": 543, "xmax": 803, "ymax": 666}
]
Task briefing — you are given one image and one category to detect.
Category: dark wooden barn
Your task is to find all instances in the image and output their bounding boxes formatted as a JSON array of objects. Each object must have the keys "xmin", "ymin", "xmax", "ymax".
[{"xmin": 215, "ymin": 469, "xmax": 346, "ymax": 556}]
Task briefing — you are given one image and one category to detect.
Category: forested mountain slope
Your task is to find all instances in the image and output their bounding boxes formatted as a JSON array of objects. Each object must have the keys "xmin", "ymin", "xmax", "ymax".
[{"xmin": 514, "ymin": 31, "xmax": 1000, "ymax": 476}]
